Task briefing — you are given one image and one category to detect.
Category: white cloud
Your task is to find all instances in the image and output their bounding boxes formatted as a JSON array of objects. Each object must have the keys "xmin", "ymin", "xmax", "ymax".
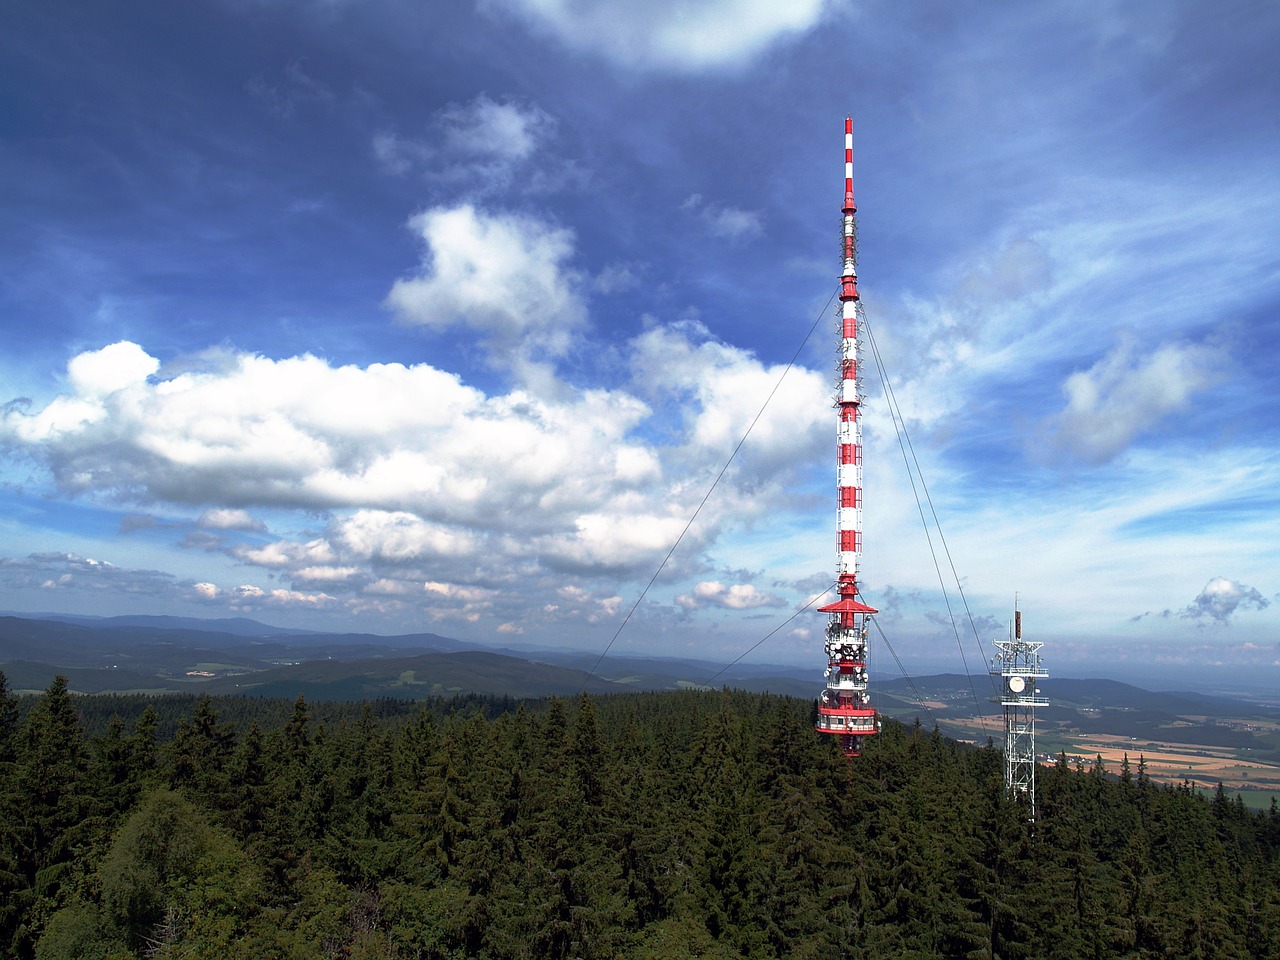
[
  {"xmin": 484, "ymin": 0, "xmax": 836, "ymax": 72},
  {"xmin": 1047, "ymin": 338, "xmax": 1227, "ymax": 464},
  {"xmin": 1181, "ymin": 577, "xmax": 1269, "ymax": 624},
  {"xmin": 418, "ymin": 580, "xmax": 493, "ymax": 623},
  {"xmin": 0, "ymin": 552, "xmax": 334, "ymax": 613},
  {"xmin": 197, "ymin": 508, "xmax": 265, "ymax": 532},
  {"xmin": 676, "ymin": 579, "xmax": 783, "ymax": 610},
  {"xmin": 68, "ymin": 340, "xmax": 159, "ymax": 396},
  {"xmin": 871, "ymin": 163, "xmax": 1271, "ymax": 445},
  {"xmin": 373, "ymin": 95, "xmax": 558, "ymax": 192},
  {"xmin": 226, "ymin": 583, "xmax": 336, "ymax": 607},
  {"xmin": 630, "ymin": 321, "xmax": 828, "ymax": 474},
  {"xmin": 385, "ymin": 204, "xmax": 587, "ymax": 363},
  {"xmin": 423, "ymin": 580, "xmax": 486, "ymax": 601},
  {"xmin": 592, "ymin": 261, "xmax": 642, "ymax": 295},
  {"xmin": 682, "ymin": 194, "xmax": 764, "ymax": 240},
  {"xmin": 1, "ymin": 325, "xmax": 837, "ymax": 635},
  {"xmin": 293, "ymin": 565, "xmax": 363, "ymax": 583},
  {"xmin": 440, "ymin": 94, "xmax": 552, "ymax": 160},
  {"xmin": 267, "ymin": 588, "xmax": 336, "ymax": 606},
  {"xmin": 335, "ymin": 511, "xmax": 479, "ymax": 562},
  {"xmin": 233, "ymin": 539, "xmax": 336, "ymax": 569},
  {"xmin": 4, "ymin": 341, "xmax": 157, "ymax": 444},
  {"xmin": 852, "ymin": 439, "xmax": 1280, "ymax": 652},
  {"xmin": 0, "ymin": 552, "xmax": 178, "ymax": 598},
  {"xmin": 536, "ymin": 511, "xmax": 693, "ymax": 574},
  {"xmin": 548, "ymin": 584, "xmax": 624, "ymax": 623}
]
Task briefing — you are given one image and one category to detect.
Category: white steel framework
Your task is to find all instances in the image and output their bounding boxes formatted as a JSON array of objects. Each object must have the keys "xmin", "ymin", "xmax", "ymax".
[{"xmin": 991, "ymin": 608, "xmax": 1048, "ymax": 819}]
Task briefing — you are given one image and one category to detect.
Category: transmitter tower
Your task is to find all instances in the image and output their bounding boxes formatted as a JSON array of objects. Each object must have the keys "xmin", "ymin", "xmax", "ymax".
[
  {"xmin": 815, "ymin": 118, "xmax": 879, "ymax": 759},
  {"xmin": 991, "ymin": 606, "xmax": 1049, "ymax": 819}
]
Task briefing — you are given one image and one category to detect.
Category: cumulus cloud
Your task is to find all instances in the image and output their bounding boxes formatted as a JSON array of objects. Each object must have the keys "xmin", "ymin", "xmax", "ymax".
[
  {"xmin": 1, "ymin": 325, "xmax": 830, "ymax": 633},
  {"xmin": 1180, "ymin": 577, "xmax": 1269, "ymax": 624},
  {"xmin": 420, "ymin": 580, "xmax": 494, "ymax": 623},
  {"xmin": 0, "ymin": 551, "xmax": 174, "ymax": 596},
  {"xmin": 68, "ymin": 340, "xmax": 159, "ymax": 396},
  {"xmin": 483, "ymin": 0, "xmax": 836, "ymax": 72},
  {"xmin": 225, "ymin": 584, "xmax": 337, "ymax": 607},
  {"xmin": 0, "ymin": 552, "xmax": 333, "ymax": 612},
  {"xmin": 233, "ymin": 538, "xmax": 336, "ymax": 569},
  {"xmin": 385, "ymin": 204, "xmax": 587, "ymax": 364},
  {"xmin": 1046, "ymin": 338, "xmax": 1227, "ymax": 464},
  {"xmin": 630, "ymin": 320, "xmax": 828, "ymax": 474},
  {"xmin": 335, "ymin": 511, "xmax": 480, "ymax": 562},
  {"xmin": 676, "ymin": 579, "xmax": 784, "ymax": 610},
  {"xmin": 545, "ymin": 585, "xmax": 624, "ymax": 623}
]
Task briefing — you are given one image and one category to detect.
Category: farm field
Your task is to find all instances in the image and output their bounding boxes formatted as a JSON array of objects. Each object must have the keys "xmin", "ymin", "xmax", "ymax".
[
  {"xmin": 1050, "ymin": 730, "xmax": 1280, "ymax": 809},
  {"xmin": 875, "ymin": 674, "xmax": 1280, "ymax": 808}
]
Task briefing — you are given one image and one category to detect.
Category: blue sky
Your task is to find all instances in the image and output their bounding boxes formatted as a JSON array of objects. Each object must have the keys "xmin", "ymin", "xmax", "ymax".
[{"xmin": 3, "ymin": 1, "xmax": 1279, "ymax": 687}]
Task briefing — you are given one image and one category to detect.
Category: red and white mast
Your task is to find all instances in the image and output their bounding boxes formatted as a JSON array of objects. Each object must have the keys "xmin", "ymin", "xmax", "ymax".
[{"xmin": 815, "ymin": 117, "xmax": 880, "ymax": 759}]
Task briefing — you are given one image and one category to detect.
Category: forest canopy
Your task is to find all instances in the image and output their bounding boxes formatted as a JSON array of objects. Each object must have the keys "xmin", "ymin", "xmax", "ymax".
[{"xmin": 1, "ymin": 672, "xmax": 1277, "ymax": 959}]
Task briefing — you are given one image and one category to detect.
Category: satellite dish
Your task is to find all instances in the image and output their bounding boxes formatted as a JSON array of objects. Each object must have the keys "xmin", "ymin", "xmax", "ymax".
[{"xmin": 1008, "ymin": 675, "xmax": 1026, "ymax": 693}]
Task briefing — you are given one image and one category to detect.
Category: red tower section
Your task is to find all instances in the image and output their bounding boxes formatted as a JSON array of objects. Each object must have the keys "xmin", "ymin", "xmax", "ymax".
[{"xmin": 814, "ymin": 117, "xmax": 880, "ymax": 759}]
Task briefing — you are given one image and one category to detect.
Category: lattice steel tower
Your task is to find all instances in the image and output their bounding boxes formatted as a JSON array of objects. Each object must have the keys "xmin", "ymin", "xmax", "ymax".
[
  {"xmin": 815, "ymin": 117, "xmax": 879, "ymax": 759},
  {"xmin": 991, "ymin": 606, "xmax": 1049, "ymax": 819}
]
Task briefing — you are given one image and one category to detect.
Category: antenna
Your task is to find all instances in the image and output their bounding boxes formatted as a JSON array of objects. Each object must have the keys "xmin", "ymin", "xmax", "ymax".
[
  {"xmin": 815, "ymin": 118, "xmax": 880, "ymax": 759},
  {"xmin": 991, "ymin": 601, "xmax": 1048, "ymax": 819}
]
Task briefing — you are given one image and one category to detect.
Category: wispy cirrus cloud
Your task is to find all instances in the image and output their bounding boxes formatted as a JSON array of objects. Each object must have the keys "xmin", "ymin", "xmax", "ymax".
[
  {"xmin": 681, "ymin": 194, "xmax": 764, "ymax": 241},
  {"xmin": 1046, "ymin": 337, "xmax": 1227, "ymax": 464},
  {"xmin": 246, "ymin": 60, "xmax": 336, "ymax": 120},
  {"xmin": 374, "ymin": 95, "xmax": 561, "ymax": 193}
]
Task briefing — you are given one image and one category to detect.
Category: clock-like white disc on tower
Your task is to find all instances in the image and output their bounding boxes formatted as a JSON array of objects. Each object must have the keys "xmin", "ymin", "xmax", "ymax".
[{"xmin": 1008, "ymin": 675, "xmax": 1026, "ymax": 693}]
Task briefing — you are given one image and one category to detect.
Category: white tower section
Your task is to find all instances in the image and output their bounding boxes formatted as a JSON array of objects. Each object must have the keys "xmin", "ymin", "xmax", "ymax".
[
  {"xmin": 815, "ymin": 117, "xmax": 879, "ymax": 760},
  {"xmin": 991, "ymin": 608, "xmax": 1049, "ymax": 820}
]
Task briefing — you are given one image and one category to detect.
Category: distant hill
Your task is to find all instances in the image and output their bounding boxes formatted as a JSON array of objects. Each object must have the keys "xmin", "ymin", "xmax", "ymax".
[
  {"xmin": 877, "ymin": 673, "xmax": 1279, "ymax": 722},
  {"xmin": 1, "ymin": 612, "xmax": 315, "ymax": 636},
  {"xmin": 4, "ymin": 615, "xmax": 1278, "ymax": 732},
  {"xmin": 0, "ymin": 659, "xmax": 178, "ymax": 695},
  {"xmin": 0, "ymin": 613, "xmax": 816, "ymax": 699},
  {"xmin": 198, "ymin": 650, "xmax": 626, "ymax": 699}
]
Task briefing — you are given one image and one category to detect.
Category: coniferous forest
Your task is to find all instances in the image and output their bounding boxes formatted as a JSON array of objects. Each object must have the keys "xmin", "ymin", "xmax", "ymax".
[{"xmin": 1, "ymin": 672, "xmax": 1278, "ymax": 959}]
